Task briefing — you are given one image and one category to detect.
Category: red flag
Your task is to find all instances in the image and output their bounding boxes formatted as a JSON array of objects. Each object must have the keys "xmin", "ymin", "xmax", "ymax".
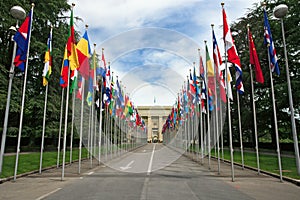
[
  {"xmin": 13, "ymin": 10, "xmax": 32, "ymax": 71},
  {"xmin": 222, "ymin": 6, "xmax": 244, "ymax": 94},
  {"xmin": 248, "ymin": 27, "xmax": 264, "ymax": 84},
  {"xmin": 67, "ymin": 7, "xmax": 79, "ymax": 71},
  {"xmin": 212, "ymin": 29, "xmax": 227, "ymax": 103}
]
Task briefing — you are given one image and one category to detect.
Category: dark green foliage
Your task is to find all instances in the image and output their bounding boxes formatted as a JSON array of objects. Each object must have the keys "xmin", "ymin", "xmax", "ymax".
[
  {"xmin": 0, "ymin": 0, "xmax": 72, "ymax": 146},
  {"xmin": 228, "ymin": 0, "xmax": 300, "ymax": 146}
]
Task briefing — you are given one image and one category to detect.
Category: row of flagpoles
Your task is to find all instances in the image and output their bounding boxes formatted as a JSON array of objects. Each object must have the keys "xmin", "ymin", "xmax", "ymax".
[
  {"xmin": 162, "ymin": 3, "xmax": 299, "ymax": 182},
  {"xmin": 0, "ymin": 3, "xmax": 148, "ymax": 181}
]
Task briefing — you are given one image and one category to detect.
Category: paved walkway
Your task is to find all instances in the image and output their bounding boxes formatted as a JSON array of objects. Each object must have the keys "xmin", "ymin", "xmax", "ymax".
[{"xmin": 0, "ymin": 144, "xmax": 299, "ymax": 200}]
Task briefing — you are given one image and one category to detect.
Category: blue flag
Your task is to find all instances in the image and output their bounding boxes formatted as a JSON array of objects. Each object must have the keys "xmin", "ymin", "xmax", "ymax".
[
  {"xmin": 264, "ymin": 9, "xmax": 280, "ymax": 75},
  {"xmin": 13, "ymin": 10, "xmax": 32, "ymax": 71}
]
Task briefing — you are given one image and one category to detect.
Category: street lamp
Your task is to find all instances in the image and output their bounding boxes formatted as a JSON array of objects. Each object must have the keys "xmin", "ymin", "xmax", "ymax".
[
  {"xmin": 0, "ymin": 5, "xmax": 26, "ymax": 175},
  {"xmin": 273, "ymin": 4, "xmax": 300, "ymax": 176}
]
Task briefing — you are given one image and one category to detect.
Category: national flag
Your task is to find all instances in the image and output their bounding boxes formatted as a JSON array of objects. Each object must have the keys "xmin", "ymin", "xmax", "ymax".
[
  {"xmin": 201, "ymin": 81, "xmax": 207, "ymax": 113},
  {"xmin": 193, "ymin": 66, "xmax": 200, "ymax": 103},
  {"xmin": 77, "ymin": 30, "xmax": 91, "ymax": 80},
  {"xmin": 199, "ymin": 50, "xmax": 205, "ymax": 79},
  {"xmin": 248, "ymin": 26, "xmax": 264, "ymax": 83},
  {"xmin": 97, "ymin": 49, "xmax": 106, "ymax": 78},
  {"xmin": 212, "ymin": 29, "xmax": 227, "ymax": 102},
  {"xmin": 206, "ymin": 43, "xmax": 215, "ymax": 95},
  {"xmin": 263, "ymin": 9, "xmax": 280, "ymax": 75},
  {"xmin": 86, "ymin": 49, "xmax": 96, "ymax": 106},
  {"xmin": 222, "ymin": 6, "xmax": 244, "ymax": 94},
  {"xmin": 103, "ymin": 63, "xmax": 111, "ymax": 105},
  {"xmin": 13, "ymin": 9, "xmax": 32, "ymax": 71},
  {"xmin": 59, "ymin": 47, "xmax": 69, "ymax": 88},
  {"xmin": 67, "ymin": 7, "xmax": 79, "ymax": 71},
  {"xmin": 226, "ymin": 65, "xmax": 233, "ymax": 100},
  {"xmin": 42, "ymin": 27, "xmax": 52, "ymax": 86},
  {"xmin": 76, "ymin": 75, "xmax": 83, "ymax": 100},
  {"xmin": 70, "ymin": 69, "xmax": 78, "ymax": 94},
  {"xmin": 205, "ymin": 43, "xmax": 215, "ymax": 111}
]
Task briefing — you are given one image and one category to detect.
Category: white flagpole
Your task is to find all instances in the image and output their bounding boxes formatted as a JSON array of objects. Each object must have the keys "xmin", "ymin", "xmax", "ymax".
[
  {"xmin": 0, "ymin": 16, "xmax": 21, "ymax": 174},
  {"xmin": 14, "ymin": 4, "xmax": 34, "ymax": 181},
  {"xmin": 221, "ymin": 2, "xmax": 234, "ymax": 182},
  {"xmin": 62, "ymin": 3, "xmax": 75, "ymax": 181},
  {"xmin": 57, "ymin": 88, "xmax": 64, "ymax": 168},
  {"xmin": 263, "ymin": 3, "xmax": 282, "ymax": 181},
  {"xmin": 225, "ymin": 61, "xmax": 234, "ymax": 182},
  {"xmin": 267, "ymin": 50, "xmax": 283, "ymax": 182},
  {"xmin": 98, "ymin": 80, "xmax": 103, "ymax": 165},
  {"xmin": 105, "ymin": 88, "xmax": 109, "ymax": 159},
  {"xmin": 249, "ymin": 63, "xmax": 260, "ymax": 174},
  {"xmin": 204, "ymin": 40, "xmax": 211, "ymax": 170},
  {"xmin": 70, "ymin": 88, "xmax": 76, "ymax": 164},
  {"xmin": 211, "ymin": 24, "xmax": 221, "ymax": 174},
  {"xmin": 197, "ymin": 49, "xmax": 204, "ymax": 165},
  {"xmin": 87, "ymin": 106, "xmax": 91, "ymax": 160},
  {"xmin": 39, "ymin": 26, "xmax": 53, "ymax": 174},
  {"xmin": 78, "ymin": 78, "xmax": 85, "ymax": 174},
  {"xmin": 39, "ymin": 83, "xmax": 49, "ymax": 174},
  {"xmin": 237, "ymin": 92, "xmax": 244, "ymax": 169},
  {"xmin": 89, "ymin": 104, "xmax": 93, "ymax": 168}
]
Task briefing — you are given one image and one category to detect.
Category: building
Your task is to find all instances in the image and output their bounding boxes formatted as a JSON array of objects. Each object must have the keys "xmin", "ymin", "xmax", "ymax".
[{"xmin": 137, "ymin": 106, "xmax": 172, "ymax": 143}]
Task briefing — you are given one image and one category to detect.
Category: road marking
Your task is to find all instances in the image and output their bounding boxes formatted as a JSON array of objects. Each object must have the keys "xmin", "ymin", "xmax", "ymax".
[
  {"xmin": 147, "ymin": 144, "xmax": 156, "ymax": 175},
  {"xmin": 87, "ymin": 171, "xmax": 94, "ymax": 175},
  {"xmin": 143, "ymin": 150, "xmax": 147, "ymax": 153},
  {"xmin": 35, "ymin": 188, "xmax": 61, "ymax": 200},
  {"xmin": 120, "ymin": 160, "xmax": 135, "ymax": 170},
  {"xmin": 140, "ymin": 177, "xmax": 150, "ymax": 200}
]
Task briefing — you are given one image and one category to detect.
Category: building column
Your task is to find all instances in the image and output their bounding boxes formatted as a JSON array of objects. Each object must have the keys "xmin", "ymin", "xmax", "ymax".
[
  {"xmin": 147, "ymin": 116, "xmax": 152, "ymax": 142},
  {"xmin": 158, "ymin": 116, "xmax": 163, "ymax": 142}
]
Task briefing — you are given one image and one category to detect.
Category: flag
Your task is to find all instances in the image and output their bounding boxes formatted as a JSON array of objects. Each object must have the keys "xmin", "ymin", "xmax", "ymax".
[
  {"xmin": 212, "ymin": 29, "xmax": 227, "ymax": 102},
  {"xmin": 13, "ymin": 10, "xmax": 32, "ymax": 71},
  {"xmin": 199, "ymin": 51, "xmax": 205, "ymax": 79},
  {"xmin": 86, "ymin": 49, "xmax": 96, "ymax": 106},
  {"xmin": 76, "ymin": 75, "xmax": 83, "ymax": 100},
  {"xmin": 222, "ymin": 7, "xmax": 244, "ymax": 94},
  {"xmin": 103, "ymin": 63, "xmax": 111, "ymax": 105},
  {"xmin": 97, "ymin": 49, "xmax": 106, "ymax": 78},
  {"xmin": 226, "ymin": 65, "xmax": 233, "ymax": 100},
  {"xmin": 42, "ymin": 28, "xmax": 52, "ymax": 86},
  {"xmin": 248, "ymin": 27, "xmax": 264, "ymax": 83},
  {"xmin": 264, "ymin": 9, "xmax": 280, "ymax": 76},
  {"xmin": 59, "ymin": 47, "xmax": 69, "ymax": 88},
  {"xmin": 67, "ymin": 7, "xmax": 79, "ymax": 71},
  {"xmin": 193, "ymin": 66, "xmax": 199, "ymax": 103},
  {"xmin": 70, "ymin": 69, "xmax": 78, "ymax": 94},
  {"xmin": 201, "ymin": 81, "xmax": 207, "ymax": 113},
  {"xmin": 206, "ymin": 43, "xmax": 215, "ymax": 111},
  {"xmin": 206, "ymin": 43, "xmax": 215, "ymax": 93},
  {"xmin": 77, "ymin": 30, "xmax": 91, "ymax": 80}
]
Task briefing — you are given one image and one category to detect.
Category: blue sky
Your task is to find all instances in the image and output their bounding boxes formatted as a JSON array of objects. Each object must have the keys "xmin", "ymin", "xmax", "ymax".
[{"xmin": 72, "ymin": 0, "xmax": 261, "ymax": 106}]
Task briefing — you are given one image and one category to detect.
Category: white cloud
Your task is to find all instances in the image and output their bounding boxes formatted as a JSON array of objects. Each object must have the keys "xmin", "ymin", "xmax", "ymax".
[{"xmin": 71, "ymin": 0, "xmax": 261, "ymax": 106}]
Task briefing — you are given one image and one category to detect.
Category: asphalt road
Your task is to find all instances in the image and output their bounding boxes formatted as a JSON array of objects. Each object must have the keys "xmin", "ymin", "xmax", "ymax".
[{"xmin": 1, "ymin": 144, "xmax": 299, "ymax": 200}]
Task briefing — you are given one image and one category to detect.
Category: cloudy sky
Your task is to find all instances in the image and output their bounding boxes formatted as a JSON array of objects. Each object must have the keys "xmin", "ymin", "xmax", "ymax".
[{"xmin": 71, "ymin": 0, "xmax": 261, "ymax": 106}]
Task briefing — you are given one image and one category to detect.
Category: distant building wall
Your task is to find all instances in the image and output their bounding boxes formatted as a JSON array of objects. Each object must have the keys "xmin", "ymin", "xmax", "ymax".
[{"xmin": 138, "ymin": 106, "xmax": 172, "ymax": 143}]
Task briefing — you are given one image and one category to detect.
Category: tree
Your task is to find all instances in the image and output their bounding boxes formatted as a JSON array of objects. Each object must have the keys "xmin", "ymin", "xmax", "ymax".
[
  {"xmin": 0, "ymin": 0, "xmax": 73, "ymax": 148},
  {"xmin": 229, "ymin": 0, "xmax": 300, "ymax": 147}
]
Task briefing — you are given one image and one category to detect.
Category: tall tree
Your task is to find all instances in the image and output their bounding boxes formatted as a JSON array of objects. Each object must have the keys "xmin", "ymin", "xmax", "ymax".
[{"xmin": 229, "ymin": 0, "xmax": 300, "ymax": 146}]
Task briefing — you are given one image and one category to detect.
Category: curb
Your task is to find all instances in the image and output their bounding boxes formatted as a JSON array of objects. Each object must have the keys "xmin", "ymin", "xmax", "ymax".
[
  {"xmin": 0, "ymin": 159, "xmax": 87, "ymax": 184},
  {"xmin": 185, "ymin": 150, "xmax": 300, "ymax": 187}
]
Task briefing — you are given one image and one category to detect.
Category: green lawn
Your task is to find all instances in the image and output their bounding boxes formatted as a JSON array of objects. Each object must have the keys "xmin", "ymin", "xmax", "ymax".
[
  {"xmin": 0, "ymin": 148, "xmax": 88, "ymax": 178},
  {"xmin": 214, "ymin": 148, "xmax": 300, "ymax": 180},
  {"xmin": 0, "ymin": 143, "xmax": 135, "ymax": 179},
  {"xmin": 188, "ymin": 145, "xmax": 300, "ymax": 179}
]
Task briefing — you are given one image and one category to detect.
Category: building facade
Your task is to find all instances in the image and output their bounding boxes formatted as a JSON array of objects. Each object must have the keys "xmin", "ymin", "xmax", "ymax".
[{"xmin": 137, "ymin": 106, "xmax": 172, "ymax": 143}]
